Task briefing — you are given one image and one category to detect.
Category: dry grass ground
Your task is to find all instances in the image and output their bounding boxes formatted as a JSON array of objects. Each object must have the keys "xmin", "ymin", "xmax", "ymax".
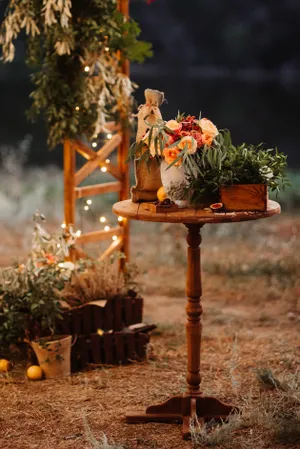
[{"xmin": 0, "ymin": 212, "xmax": 300, "ymax": 449}]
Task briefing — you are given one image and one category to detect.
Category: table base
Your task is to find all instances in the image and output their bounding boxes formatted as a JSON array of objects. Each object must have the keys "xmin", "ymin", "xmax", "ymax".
[{"xmin": 126, "ymin": 394, "xmax": 237, "ymax": 440}]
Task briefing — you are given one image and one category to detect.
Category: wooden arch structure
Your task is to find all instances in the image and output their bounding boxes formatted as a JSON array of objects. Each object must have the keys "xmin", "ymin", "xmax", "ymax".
[{"xmin": 63, "ymin": 0, "xmax": 130, "ymax": 266}]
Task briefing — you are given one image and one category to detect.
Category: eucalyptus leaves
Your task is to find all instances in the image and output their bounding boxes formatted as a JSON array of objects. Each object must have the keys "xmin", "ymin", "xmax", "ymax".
[{"xmin": 0, "ymin": 0, "xmax": 152, "ymax": 147}]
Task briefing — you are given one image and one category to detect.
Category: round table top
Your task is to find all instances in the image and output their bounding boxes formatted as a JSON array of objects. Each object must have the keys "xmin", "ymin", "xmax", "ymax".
[{"xmin": 113, "ymin": 199, "xmax": 280, "ymax": 225}]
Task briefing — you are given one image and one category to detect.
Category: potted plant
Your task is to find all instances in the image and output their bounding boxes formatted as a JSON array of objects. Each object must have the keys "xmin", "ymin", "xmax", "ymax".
[
  {"xmin": 0, "ymin": 258, "xmax": 74, "ymax": 378},
  {"xmin": 25, "ymin": 260, "xmax": 74, "ymax": 378},
  {"xmin": 0, "ymin": 213, "xmax": 76, "ymax": 378},
  {"xmin": 129, "ymin": 112, "xmax": 289, "ymax": 211}
]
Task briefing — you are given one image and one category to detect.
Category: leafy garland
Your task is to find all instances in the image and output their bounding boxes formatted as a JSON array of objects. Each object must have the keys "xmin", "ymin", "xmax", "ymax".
[{"xmin": 0, "ymin": 0, "xmax": 152, "ymax": 148}]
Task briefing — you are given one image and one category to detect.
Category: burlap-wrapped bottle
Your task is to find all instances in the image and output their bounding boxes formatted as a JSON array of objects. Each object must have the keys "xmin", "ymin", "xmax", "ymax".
[{"xmin": 131, "ymin": 89, "xmax": 164, "ymax": 203}]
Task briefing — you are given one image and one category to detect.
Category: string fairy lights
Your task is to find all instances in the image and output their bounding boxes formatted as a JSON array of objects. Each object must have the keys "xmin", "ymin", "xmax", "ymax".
[{"xmin": 74, "ymin": 131, "xmax": 124, "ymax": 245}]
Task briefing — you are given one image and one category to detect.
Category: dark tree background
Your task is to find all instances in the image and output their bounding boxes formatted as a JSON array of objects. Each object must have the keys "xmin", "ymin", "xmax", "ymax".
[{"xmin": 1, "ymin": 0, "xmax": 300, "ymax": 166}]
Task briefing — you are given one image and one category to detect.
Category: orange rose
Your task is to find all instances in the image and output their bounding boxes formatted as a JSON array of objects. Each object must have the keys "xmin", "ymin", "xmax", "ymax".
[
  {"xmin": 165, "ymin": 119, "xmax": 182, "ymax": 133},
  {"xmin": 202, "ymin": 133, "xmax": 213, "ymax": 146},
  {"xmin": 163, "ymin": 147, "xmax": 182, "ymax": 166}
]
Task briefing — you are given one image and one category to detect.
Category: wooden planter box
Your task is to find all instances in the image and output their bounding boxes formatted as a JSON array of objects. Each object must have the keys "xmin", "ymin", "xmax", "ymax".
[
  {"xmin": 220, "ymin": 184, "xmax": 268, "ymax": 212},
  {"xmin": 71, "ymin": 324, "xmax": 156, "ymax": 372},
  {"xmin": 56, "ymin": 295, "xmax": 143, "ymax": 336},
  {"xmin": 28, "ymin": 324, "xmax": 156, "ymax": 371}
]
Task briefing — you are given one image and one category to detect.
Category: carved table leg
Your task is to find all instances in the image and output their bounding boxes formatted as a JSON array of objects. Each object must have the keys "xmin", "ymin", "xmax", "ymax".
[{"xmin": 126, "ymin": 224, "xmax": 237, "ymax": 439}]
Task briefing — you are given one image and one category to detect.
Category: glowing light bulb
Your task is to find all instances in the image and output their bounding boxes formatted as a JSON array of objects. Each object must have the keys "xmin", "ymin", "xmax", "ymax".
[
  {"xmin": 75, "ymin": 106, "xmax": 80, "ymax": 111},
  {"xmin": 84, "ymin": 66, "xmax": 90, "ymax": 72},
  {"xmin": 76, "ymin": 230, "xmax": 81, "ymax": 237},
  {"xmin": 92, "ymin": 142, "xmax": 97, "ymax": 148},
  {"xmin": 107, "ymin": 133, "xmax": 112, "ymax": 139},
  {"xmin": 118, "ymin": 216, "xmax": 124, "ymax": 222},
  {"xmin": 61, "ymin": 223, "xmax": 66, "ymax": 229},
  {"xmin": 57, "ymin": 244, "xmax": 61, "ymax": 248},
  {"xmin": 105, "ymin": 46, "xmax": 110, "ymax": 52},
  {"xmin": 101, "ymin": 166, "xmax": 107, "ymax": 172},
  {"xmin": 86, "ymin": 199, "xmax": 92, "ymax": 205},
  {"xmin": 104, "ymin": 225, "xmax": 110, "ymax": 231},
  {"xmin": 112, "ymin": 235, "xmax": 117, "ymax": 241},
  {"xmin": 105, "ymin": 159, "xmax": 110, "ymax": 164},
  {"xmin": 84, "ymin": 205, "xmax": 89, "ymax": 211},
  {"xmin": 100, "ymin": 216, "xmax": 106, "ymax": 223}
]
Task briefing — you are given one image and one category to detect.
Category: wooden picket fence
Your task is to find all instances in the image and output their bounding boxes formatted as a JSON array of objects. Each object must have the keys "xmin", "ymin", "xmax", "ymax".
[{"xmin": 63, "ymin": 0, "xmax": 130, "ymax": 266}]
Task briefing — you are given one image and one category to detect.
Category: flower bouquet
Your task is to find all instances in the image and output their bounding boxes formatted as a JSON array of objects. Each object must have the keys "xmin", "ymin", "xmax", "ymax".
[{"xmin": 129, "ymin": 110, "xmax": 289, "ymax": 211}]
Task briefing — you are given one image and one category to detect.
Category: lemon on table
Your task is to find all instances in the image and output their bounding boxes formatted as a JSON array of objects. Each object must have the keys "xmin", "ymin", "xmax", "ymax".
[
  {"xmin": 27, "ymin": 365, "xmax": 43, "ymax": 381},
  {"xmin": 0, "ymin": 359, "xmax": 12, "ymax": 372},
  {"xmin": 157, "ymin": 186, "xmax": 167, "ymax": 202}
]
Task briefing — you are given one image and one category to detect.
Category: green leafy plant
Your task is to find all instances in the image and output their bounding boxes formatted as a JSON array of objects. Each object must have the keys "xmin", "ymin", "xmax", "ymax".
[
  {"xmin": 188, "ymin": 131, "xmax": 289, "ymax": 203},
  {"xmin": 0, "ymin": 213, "xmax": 75, "ymax": 351},
  {"xmin": 0, "ymin": 0, "xmax": 152, "ymax": 148},
  {"xmin": 0, "ymin": 260, "xmax": 68, "ymax": 351}
]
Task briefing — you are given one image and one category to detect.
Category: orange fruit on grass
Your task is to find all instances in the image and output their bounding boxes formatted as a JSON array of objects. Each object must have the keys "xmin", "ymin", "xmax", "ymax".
[
  {"xmin": 157, "ymin": 186, "xmax": 167, "ymax": 202},
  {"xmin": 27, "ymin": 365, "xmax": 43, "ymax": 381},
  {"xmin": 0, "ymin": 359, "xmax": 12, "ymax": 372}
]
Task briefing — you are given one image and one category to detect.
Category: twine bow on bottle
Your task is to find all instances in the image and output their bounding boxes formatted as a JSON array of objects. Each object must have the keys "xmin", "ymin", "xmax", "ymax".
[{"xmin": 135, "ymin": 89, "xmax": 165, "ymax": 142}]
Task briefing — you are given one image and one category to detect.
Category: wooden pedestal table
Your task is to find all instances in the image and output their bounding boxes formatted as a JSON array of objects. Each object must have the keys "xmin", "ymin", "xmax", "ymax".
[{"xmin": 113, "ymin": 199, "xmax": 281, "ymax": 439}]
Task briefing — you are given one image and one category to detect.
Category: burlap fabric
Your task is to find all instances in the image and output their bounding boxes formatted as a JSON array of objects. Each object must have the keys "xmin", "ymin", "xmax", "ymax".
[{"xmin": 131, "ymin": 89, "xmax": 164, "ymax": 202}]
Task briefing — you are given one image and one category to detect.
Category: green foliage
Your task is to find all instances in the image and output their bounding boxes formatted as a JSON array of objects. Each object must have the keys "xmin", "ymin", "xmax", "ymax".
[
  {"xmin": 0, "ymin": 212, "xmax": 74, "ymax": 350},
  {"xmin": 0, "ymin": 261, "xmax": 67, "ymax": 350},
  {"xmin": 186, "ymin": 130, "xmax": 289, "ymax": 204},
  {"xmin": 110, "ymin": 11, "xmax": 153, "ymax": 63},
  {"xmin": 0, "ymin": 0, "xmax": 152, "ymax": 148}
]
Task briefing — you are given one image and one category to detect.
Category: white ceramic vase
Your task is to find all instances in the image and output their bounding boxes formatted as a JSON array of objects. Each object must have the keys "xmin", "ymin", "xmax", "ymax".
[{"xmin": 160, "ymin": 160, "xmax": 189, "ymax": 208}]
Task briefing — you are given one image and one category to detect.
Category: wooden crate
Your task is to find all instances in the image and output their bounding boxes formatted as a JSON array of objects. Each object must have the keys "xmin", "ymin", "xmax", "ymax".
[
  {"xmin": 220, "ymin": 184, "xmax": 268, "ymax": 211},
  {"xmin": 56, "ymin": 295, "xmax": 143, "ymax": 336},
  {"xmin": 71, "ymin": 324, "xmax": 156, "ymax": 371}
]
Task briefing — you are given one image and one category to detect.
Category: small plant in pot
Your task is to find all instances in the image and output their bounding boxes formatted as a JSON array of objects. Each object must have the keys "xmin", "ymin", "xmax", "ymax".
[
  {"xmin": 25, "ymin": 259, "xmax": 74, "ymax": 379},
  {"xmin": 0, "ymin": 259, "xmax": 74, "ymax": 378},
  {"xmin": 0, "ymin": 212, "xmax": 76, "ymax": 378},
  {"xmin": 129, "ymin": 110, "xmax": 289, "ymax": 211}
]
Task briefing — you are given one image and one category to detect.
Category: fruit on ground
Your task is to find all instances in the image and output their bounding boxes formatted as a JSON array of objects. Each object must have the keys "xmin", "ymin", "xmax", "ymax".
[
  {"xmin": 0, "ymin": 359, "xmax": 12, "ymax": 372},
  {"xmin": 27, "ymin": 365, "xmax": 43, "ymax": 381},
  {"xmin": 157, "ymin": 186, "xmax": 167, "ymax": 202}
]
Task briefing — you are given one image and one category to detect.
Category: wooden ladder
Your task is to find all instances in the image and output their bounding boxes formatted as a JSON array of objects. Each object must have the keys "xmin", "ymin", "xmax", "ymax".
[{"xmin": 63, "ymin": 0, "xmax": 130, "ymax": 268}]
